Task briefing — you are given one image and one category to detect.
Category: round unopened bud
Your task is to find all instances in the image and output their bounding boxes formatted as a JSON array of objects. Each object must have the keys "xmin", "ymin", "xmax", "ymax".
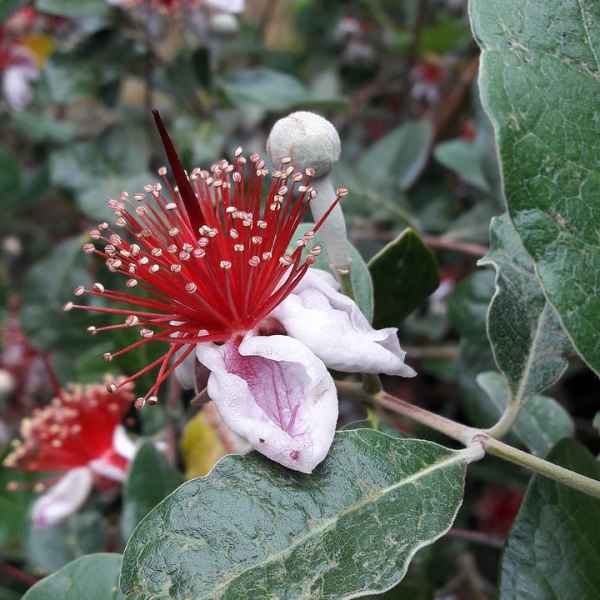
[
  {"xmin": 209, "ymin": 13, "xmax": 239, "ymax": 35},
  {"xmin": 267, "ymin": 111, "xmax": 341, "ymax": 178},
  {"xmin": 0, "ymin": 369, "xmax": 15, "ymax": 397}
]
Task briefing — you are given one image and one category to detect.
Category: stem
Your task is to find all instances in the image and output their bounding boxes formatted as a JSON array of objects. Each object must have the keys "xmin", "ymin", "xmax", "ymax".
[
  {"xmin": 448, "ymin": 528, "xmax": 504, "ymax": 550},
  {"xmin": 403, "ymin": 344, "xmax": 459, "ymax": 360},
  {"xmin": 480, "ymin": 436, "xmax": 600, "ymax": 499},
  {"xmin": 377, "ymin": 390, "xmax": 478, "ymax": 445},
  {"xmin": 0, "ymin": 562, "xmax": 38, "ymax": 587},
  {"xmin": 484, "ymin": 397, "xmax": 522, "ymax": 439},
  {"xmin": 422, "ymin": 235, "xmax": 487, "ymax": 258},
  {"xmin": 375, "ymin": 390, "xmax": 600, "ymax": 500},
  {"xmin": 41, "ymin": 353, "xmax": 61, "ymax": 397}
]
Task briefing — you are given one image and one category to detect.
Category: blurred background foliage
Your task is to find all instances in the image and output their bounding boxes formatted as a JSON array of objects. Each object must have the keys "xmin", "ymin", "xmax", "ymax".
[{"xmin": 1, "ymin": 0, "xmax": 598, "ymax": 598}]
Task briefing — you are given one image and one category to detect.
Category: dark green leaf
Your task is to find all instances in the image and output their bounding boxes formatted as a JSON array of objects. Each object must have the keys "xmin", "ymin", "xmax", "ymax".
[
  {"xmin": 477, "ymin": 371, "xmax": 574, "ymax": 456},
  {"xmin": 23, "ymin": 553, "xmax": 124, "ymax": 600},
  {"xmin": 369, "ymin": 228, "xmax": 439, "ymax": 327},
  {"xmin": 0, "ymin": 461, "xmax": 37, "ymax": 560},
  {"xmin": 121, "ymin": 443, "xmax": 182, "ymax": 541},
  {"xmin": 471, "ymin": 0, "xmax": 600, "ymax": 374},
  {"xmin": 121, "ymin": 430, "xmax": 467, "ymax": 599},
  {"xmin": 358, "ymin": 120, "xmax": 433, "ymax": 191},
  {"xmin": 291, "ymin": 223, "xmax": 374, "ymax": 321},
  {"xmin": 500, "ymin": 439, "xmax": 600, "ymax": 600},
  {"xmin": 479, "ymin": 215, "xmax": 570, "ymax": 399},
  {"xmin": 0, "ymin": 0, "xmax": 26, "ymax": 20},
  {"xmin": 0, "ymin": 145, "xmax": 21, "ymax": 196}
]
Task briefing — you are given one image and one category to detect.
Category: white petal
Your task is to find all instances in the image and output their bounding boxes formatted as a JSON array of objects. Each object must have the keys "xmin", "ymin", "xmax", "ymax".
[
  {"xmin": 196, "ymin": 334, "xmax": 337, "ymax": 474},
  {"xmin": 113, "ymin": 425, "xmax": 137, "ymax": 461},
  {"xmin": 272, "ymin": 268, "xmax": 416, "ymax": 377},
  {"xmin": 31, "ymin": 467, "xmax": 93, "ymax": 528},
  {"xmin": 174, "ymin": 349, "xmax": 196, "ymax": 389},
  {"xmin": 2, "ymin": 64, "xmax": 38, "ymax": 111},
  {"xmin": 206, "ymin": 0, "xmax": 245, "ymax": 13}
]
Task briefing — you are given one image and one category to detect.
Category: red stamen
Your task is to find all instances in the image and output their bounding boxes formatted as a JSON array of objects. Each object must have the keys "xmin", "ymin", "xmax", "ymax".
[
  {"xmin": 3, "ymin": 378, "xmax": 134, "ymax": 475},
  {"xmin": 71, "ymin": 117, "xmax": 342, "ymax": 403}
]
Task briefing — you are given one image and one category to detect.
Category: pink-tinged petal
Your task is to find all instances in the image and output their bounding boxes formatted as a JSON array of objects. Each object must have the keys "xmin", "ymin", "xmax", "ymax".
[
  {"xmin": 31, "ymin": 467, "xmax": 93, "ymax": 528},
  {"xmin": 272, "ymin": 268, "xmax": 416, "ymax": 377},
  {"xmin": 2, "ymin": 58, "xmax": 38, "ymax": 111},
  {"xmin": 195, "ymin": 335, "xmax": 337, "ymax": 474}
]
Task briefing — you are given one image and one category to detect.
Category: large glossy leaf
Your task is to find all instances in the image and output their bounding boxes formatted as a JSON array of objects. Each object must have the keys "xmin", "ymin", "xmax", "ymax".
[
  {"xmin": 369, "ymin": 228, "xmax": 439, "ymax": 327},
  {"xmin": 477, "ymin": 371, "xmax": 574, "ymax": 457},
  {"xmin": 479, "ymin": 215, "xmax": 571, "ymax": 399},
  {"xmin": 23, "ymin": 553, "xmax": 124, "ymax": 600},
  {"xmin": 121, "ymin": 443, "xmax": 182, "ymax": 541},
  {"xmin": 121, "ymin": 430, "xmax": 467, "ymax": 599},
  {"xmin": 471, "ymin": 0, "xmax": 600, "ymax": 374},
  {"xmin": 500, "ymin": 439, "xmax": 600, "ymax": 600},
  {"xmin": 291, "ymin": 223, "xmax": 374, "ymax": 322},
  {"xmin": 358, "ymin": 120, "xmax": 433, "ymax": 191}
]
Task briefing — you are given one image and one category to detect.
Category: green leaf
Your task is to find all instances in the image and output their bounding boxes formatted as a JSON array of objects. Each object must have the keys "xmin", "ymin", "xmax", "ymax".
[
  {"xmin": 477, "ymin": 371, "xmax": 574, "ymax": 457},
  {"xmin": 121, "ymin": 430, "xmax": 467, "ymax": 599},
  {"xmin": 471, "ymin": 0, "xmax": 600, "ymax": 374},
  {"xmin": 78, "ymin": 172, "xmax": 155, "ymax": 222},
  {"xmin": 479, "ymin": 215, "xmax": 571, "ymax": 399},
  {"xmin": 434, "ymin": 139, "xmax": 490, "ymax": 192},
  {"xmin": 0, "ymin": 0, "xmax": 26, "ymax": 20},
  {"xmin": 35, "ymin": 0, "xmax": 110, "ymax": 18},
  {"xmin": 20, "ymin": 236, "xmax": 96, "ymax": 372},
  {"xmin": 44, "ymin": 55, "xmax": 98, "ymax": 103},
  {"xmin": 291, "ymin": 223, "xmax": 374, "ymax": 321},
  {"xmin": 27, "ymin": 510, "xmax": 106, "ymax": 574},
  {"xmin": 368, "ymin": 228, "xmax": 440, "ymax": 327},
  {"xmin": 23, "ymin": 553, "xmax": 124, "ymax": 600},
  {"xmin": 0, "ymin": 461, "xmax": 37, "ymax": 560},
  {"xmin": 12, "ymin": 112, "xmax": 76, "ymax": 144},
  {"xmin": 220, "ymin": 68, "xmax": 309, "ymax": 112},
  {"xmin": 121, "ymin": 443, "xmax": 182, "ymax": 541},
  {"xmin": 0, "ymin": 145, "xmax": 21, "ymax": 196},
  {"xmin": 500, "ymin": 439, "xmax": 600, "ymax": 600},
  {"xmin": 358, "ymin": 120, "xmax": 433, "ymax": 191}
]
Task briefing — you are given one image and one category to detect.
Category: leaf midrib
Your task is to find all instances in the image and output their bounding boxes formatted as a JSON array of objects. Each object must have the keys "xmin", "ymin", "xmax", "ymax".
[{"xmin": 137, "ymin": 449, "xmax": 466, "ymax": 599}]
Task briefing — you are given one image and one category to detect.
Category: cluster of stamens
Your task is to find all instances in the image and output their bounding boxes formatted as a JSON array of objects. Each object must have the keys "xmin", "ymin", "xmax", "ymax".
[
  {"xmin": 65, "ymin": 115, "xmax": 347, "ymax": 408},
  {"xmin": 3, "ymin": 376, "xmax": 133, "ymax": 479}
]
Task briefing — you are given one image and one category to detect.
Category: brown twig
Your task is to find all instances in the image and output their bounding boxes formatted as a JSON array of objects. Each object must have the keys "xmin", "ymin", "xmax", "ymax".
[
  {"xmin": 428, "ymin": 55, "xmax": 479, "ymax": 141},
  {"xmin": 0, "ymin": 562, "xmax": 38, "ymax": 587},
  {"xmin": 448, "ymin": 527, "xmax": 504, "ymax": 549},
  {"xmin": 403, "ymin": 344, "xmax": 460, "ymax": 360},
  {"xmin": 422, "ymin": 234, "xmax": 487, "ymax": 257}
]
